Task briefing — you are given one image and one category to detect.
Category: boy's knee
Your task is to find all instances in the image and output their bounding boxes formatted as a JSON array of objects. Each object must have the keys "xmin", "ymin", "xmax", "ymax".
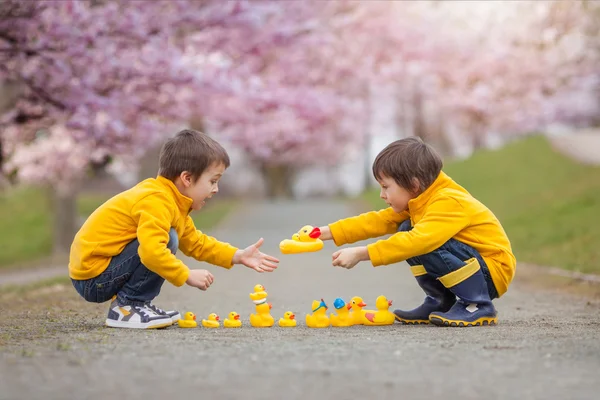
[
  {"xmin": 168, "ymin": 228, "xmax": 178, "ymax": 254},
  {"xmin": 398, "ymin": 219, "xmax": 412, "ymax": 233}
]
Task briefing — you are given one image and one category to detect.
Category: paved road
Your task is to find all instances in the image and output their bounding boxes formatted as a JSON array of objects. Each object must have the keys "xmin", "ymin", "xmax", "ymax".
[{"xmin": 1, "ymin": 199, "xmax": 599, "ymax": 400}]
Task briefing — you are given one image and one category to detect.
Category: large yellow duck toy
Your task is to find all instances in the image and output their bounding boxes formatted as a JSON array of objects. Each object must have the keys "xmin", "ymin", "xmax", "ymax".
[
  {"xmin": 224, "ymin": 311, "xmax": 242, "ymax": 328},
  {"xmin": 362, "ymin": 295, "xmax": 395, "ymax": 326},
  {"xmin": 177, "ymin": 312, "xmax": 198, "ymax": 328},
  {"xmin": 279, "ymin": 225, "xmax": 324, "ymax": 254},
  {"xmin": 348, "ymin": 296, "xmax": 367, "ymax": 326},
  {"xmin": 202, "ymin": 313, "xmax": 220, "ymax": 328},
  {"xmin": 250, "ymin": 302, "xmax": 275, "ymax": 327},
  {"xmin": 249, "ymin": 284, "xmax": 274, "ymax": 327},
  {"xmin": 330, "ymin": 298, "xmax": 353, "ymax": 327},
  {"xmin": 278, "ymin": 311, "xmax": 297, "ymax": 327},
  {"xmin": 306, "ymin": 299, "xmax": 331, "ymax": 328}
]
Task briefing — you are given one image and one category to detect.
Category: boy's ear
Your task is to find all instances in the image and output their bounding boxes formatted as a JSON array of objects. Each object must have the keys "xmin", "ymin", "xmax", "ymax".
[
  {"xmin": 411, "ymin": 177, "xmax": 421, "ymax": 194},
  {"xmin": 179, "ymin": 171, "xmax": 193, "ymax": 187}
]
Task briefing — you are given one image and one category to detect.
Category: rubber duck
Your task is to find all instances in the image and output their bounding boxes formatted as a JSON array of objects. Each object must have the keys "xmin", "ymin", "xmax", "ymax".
[
  {"xmin": 224, "ymin": 311, "xmax": 242, "ymax": 328},
  {"xmin": 250, "ymin": 302, "xmax": 275, "ymax": 327},
  {"xmin": 349, "ymin": 296, "xmax": 367, "ymax": 325},
  {"xmin": 177, "ymin": 312, "xmax": 198, "ymax": 328},
  {"xmin": 201, "ymin": 313, "xmax": 220, "ymax": 328},
  {"xmin": 279, "ymin": 225, "xmax": 324, "ymax": 254},
  {"xmin": 278, "ymin": 311, "xmax": 297, "ymax": 327},
  {"xmin": 249, "ymin": 284, "xmax": 269, "ymax": 304},
  {"xmin": 330, "ymin": 298, "xmax": 353, "ymax": 327},
  {"xmin": 306, "ymin": 299, "xmax": 331, "ymax": 328},
  {"xmin": 362, "ymin": 295, "xmax": 395, "ymax": 326}
]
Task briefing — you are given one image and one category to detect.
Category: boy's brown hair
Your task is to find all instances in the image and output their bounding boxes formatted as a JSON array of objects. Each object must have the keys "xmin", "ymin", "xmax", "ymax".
[
  {"xmin": 372, "ymin": 137, "xmax": 443, "ymax": 193},
  {"xmin": 158, "ymin": 129, "xmax": 230, "ymax": 181}
]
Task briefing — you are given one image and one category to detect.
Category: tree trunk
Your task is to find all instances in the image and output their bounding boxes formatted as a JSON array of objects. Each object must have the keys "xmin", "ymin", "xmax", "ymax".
[
  {"xmin": 260, "ymin": 164, "xmax": 294, "ymax": 199},
  {"xmin": 50, "ymin": 187, "xmax": 79, "ymax": 255}
]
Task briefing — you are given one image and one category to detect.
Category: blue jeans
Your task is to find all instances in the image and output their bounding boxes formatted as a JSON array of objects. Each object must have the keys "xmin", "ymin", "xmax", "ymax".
[
  {"xmin": 398, "ymin": 220, "xmax": 498, "ymax": 299},
  {"xmin": 72, "ymin": 228, "xmax": 179, "ymax": 305}
]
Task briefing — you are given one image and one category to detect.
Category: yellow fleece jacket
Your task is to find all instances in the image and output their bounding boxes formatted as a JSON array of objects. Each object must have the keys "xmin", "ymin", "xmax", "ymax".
[
  {"xmin": 69, "ymin": 176, "xmax": 238, "ymax": 287},
  {"xmin": 329, "ymin": 171, "xmax": 516, "ymax": 297}
]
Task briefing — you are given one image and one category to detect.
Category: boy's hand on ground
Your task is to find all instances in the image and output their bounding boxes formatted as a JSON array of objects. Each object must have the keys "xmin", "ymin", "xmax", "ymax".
[
  {"xmin": 185, "ymin": 269, "xmax": 214, "ymax": 290},
  {"xmin": 332, "ymin": 246, "xmax": 369, "ymax": 269},
  {"xmin": 318, "ymin": 225, "xmax": 332, "ymax": 240},
  {"xmin": 233, "ymin": 238, "xmax": 280, "ymax": 273}
]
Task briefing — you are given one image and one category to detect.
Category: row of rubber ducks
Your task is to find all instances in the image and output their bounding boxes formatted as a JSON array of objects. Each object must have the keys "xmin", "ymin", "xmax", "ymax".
[
  {"xmin": 306, "ymin": 295, "xmax": 395, "ymax": 327},
  {"xmin": 178, "ymin": 284, "xmax": 395, "ymax": 328},
  {"xmin": 177, "ymin": 310, "xmax": 298, "ymax": 328}
]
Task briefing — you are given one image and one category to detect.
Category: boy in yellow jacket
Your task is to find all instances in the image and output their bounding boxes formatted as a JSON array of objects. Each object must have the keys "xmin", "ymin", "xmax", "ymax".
[
  {"xmin": 318, "ymin": 137, "xmax": 516, "ymax": 327},
  {"xmin": 69, "ymin": 129, "xmax": 279, "ymax": 329}
]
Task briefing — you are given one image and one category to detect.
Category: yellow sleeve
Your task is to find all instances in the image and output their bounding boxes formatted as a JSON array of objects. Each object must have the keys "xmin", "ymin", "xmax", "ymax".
[
  {"xmin": 179, "ymin": 216, "xmax": 238, "ymax": 269},
  {"xmin": 367, "ymin": 196, "xmax": 470, "ymax": 267},
  {"xmin": 132, "ymin": 194, "xmax": 190, "ymax": 287},
  {"xmin": 328, "ymin": 207, "xmax": 409, "ymax": 246}
]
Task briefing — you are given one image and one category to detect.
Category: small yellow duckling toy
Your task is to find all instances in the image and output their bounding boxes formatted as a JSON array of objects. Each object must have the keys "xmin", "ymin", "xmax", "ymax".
[
  {"xmin": 201, "ymin": 313, "xmax": 220, "ymax": 328},
  {"xmin": 278, "ymin": 311, "xmax": 297, "ymax": 327},
  {"xmin": 306, "ymin": 299, "xmax": 330, "ymax": 328},
  {"xmin": 349, "ymin": 296, "xmax": 367, "ymax": 326},
  {"xmin": 363, "ymin": 295, "xmax": 395, "ymax": 326},
  {"xmin": 250, "ymin": 302, "xmax": 275, "ymax": 327},
  {"xmin": 249, "ymin": 284, "xmax": 268, "ymax": 304},
  {"xmin": 224, "ymin": 311, "xmax": 242, "ymax": 328},
  {"xmin": 177, "ymin": 312, "xmax": 198, "ymax": 328},
  {"xmin": 279, "ymin": 225, "xmax": 324, "ymax": 254},
  {"xmin": 330, "ymin": 298, "xmax": 353, "ymax": 327}
]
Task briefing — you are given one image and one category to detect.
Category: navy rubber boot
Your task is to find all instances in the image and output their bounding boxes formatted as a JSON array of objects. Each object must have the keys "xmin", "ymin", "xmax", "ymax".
[
  {"xmin": 429, "ymin": 258, "xmax": 498, "ymax": 327},
  {"xmin": 394, "ymin": 265, "xmax": 456, "ymax": 325}
]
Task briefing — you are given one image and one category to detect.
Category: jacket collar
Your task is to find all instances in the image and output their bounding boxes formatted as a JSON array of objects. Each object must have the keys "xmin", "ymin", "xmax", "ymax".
[
  {"xmin": 407, "ymin": 171, "xmax": 452, "ymax": 212},
  {"xmin": 156, "ymin": 176, "xmax": 193, "ymax": 215}
]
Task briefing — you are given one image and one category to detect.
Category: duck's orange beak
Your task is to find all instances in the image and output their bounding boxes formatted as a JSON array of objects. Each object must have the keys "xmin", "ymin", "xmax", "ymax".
[
  {"xmin": 290, "ymin": 314, "xmax": 295, "ymax": 320},
  {"xmin": 347, "ymin": 304, "xmax": 352, "ymax": 310},
  {"xmin": 388, "ymin": 300, "xmax": 393, "ymax": 306},
  {"xmin": 234, "ymin": 314, "xmax": 240, "ymax": 320},
  {"xmin": 309, "ymin": 227, "xmax": 321, "ymax": 239},
  {"xmin": 358, "ymin": 302, "xmax": 367, "ymax": 307},
  {"xmin": 268, "ymin": 303, "xmax": 272, "ymax": 309},
  {"xmin": 193, "ymin": 315, "xmax": 196, "ymax": 320},
  {"xmin": 215, "ymin": 315, "xmax": 220, "ymax": 321}
]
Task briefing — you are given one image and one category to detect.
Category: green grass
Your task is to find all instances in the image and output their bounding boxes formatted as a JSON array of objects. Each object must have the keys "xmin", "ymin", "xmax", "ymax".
[
  {"xmin": 362, "ymin": 135, "xmax": 600, "ymax": 274},
  {"xmin": 0, "ymin": 187, "xmax": 236, "ymax": 269}
]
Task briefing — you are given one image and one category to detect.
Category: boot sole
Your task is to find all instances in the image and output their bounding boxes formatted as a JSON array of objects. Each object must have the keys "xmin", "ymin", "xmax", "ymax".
[
  {"xmin": 394, "ymin": 315, "xmax": 430, "ymax": 325},
  {"xmin": 429, "ymin": 315, "xmax": 497, "ymax": 327}
]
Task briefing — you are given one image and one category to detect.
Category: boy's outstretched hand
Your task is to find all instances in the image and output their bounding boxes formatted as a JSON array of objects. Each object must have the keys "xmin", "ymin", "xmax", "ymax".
[
  {"xmin": 332, "ymin": 246, "xmax": 369, "ymax": 269},
  {"xmin": 233, "ymin": 238, "xmax": 280, "ymax": 273}
]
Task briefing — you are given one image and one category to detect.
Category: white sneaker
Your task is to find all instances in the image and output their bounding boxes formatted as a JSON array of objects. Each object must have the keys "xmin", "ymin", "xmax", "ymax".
[{"xmin": 105, "ymin": 298, "xmax": 173, "ymax": 329}]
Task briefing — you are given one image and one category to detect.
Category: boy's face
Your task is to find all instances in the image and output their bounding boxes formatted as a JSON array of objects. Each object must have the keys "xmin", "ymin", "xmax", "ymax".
[
  {"xmin": 377, "ymin": 175, "xmax": 417, "ymax": 213},
  {"xmin": 180, "ymin": 162, "xmax": 226, "ymax": 211}
]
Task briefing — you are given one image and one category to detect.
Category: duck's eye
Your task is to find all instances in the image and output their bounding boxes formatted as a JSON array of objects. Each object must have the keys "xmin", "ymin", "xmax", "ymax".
[{"xmin": 303, "ymin": 230, "xmax": 307, "ymax": 233}]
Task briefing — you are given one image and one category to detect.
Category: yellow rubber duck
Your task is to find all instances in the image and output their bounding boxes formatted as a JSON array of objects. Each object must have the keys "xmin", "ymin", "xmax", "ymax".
[
  {"xmin": 306, "ymin": 299, "xmax": 330, "ymax": 328},
  {"xmin": 362, "ymin": 295, "xmax": 395, "ymax": 326},
  {"xmin": 279, "ymin": 225, "xmax": 324, "ymax": 254},
  {"xmin": 177, "ymin": 312, "xmax": 198, "ymax": 328},
  {"xmin": 250, "ymin": 302, "xmax": 275, "ymax": 327},
  {"xmin": 224, "ymin": 311, "xmax": 242, "ymax": 328},
  {"xmin": 349, "ymin": 296, "xmax": 367, "ymax": 326},
  {"xmin": 201, "ymin": 313, "xmax": 220, "ymax": 328},
  {"xmin": 330, "ymin": 298, "xmax": 353, "ymax": 327},
  {"xmin": 278, "ymin": 311, "xmax": 297, "ymax": 327},
  {"xmin": 249, "ymin": 284, "xmax": 268, "ymax": 304}
]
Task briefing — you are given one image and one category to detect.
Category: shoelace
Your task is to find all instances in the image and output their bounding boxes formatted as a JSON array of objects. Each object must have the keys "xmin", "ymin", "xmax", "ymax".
[
  {"xmin": 146, "ymin": 303, "xmax": 165, "ymax": 314},
  {"xmin": 134, "ymin": 306, "xmax": 155, "ymax": 317}
]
